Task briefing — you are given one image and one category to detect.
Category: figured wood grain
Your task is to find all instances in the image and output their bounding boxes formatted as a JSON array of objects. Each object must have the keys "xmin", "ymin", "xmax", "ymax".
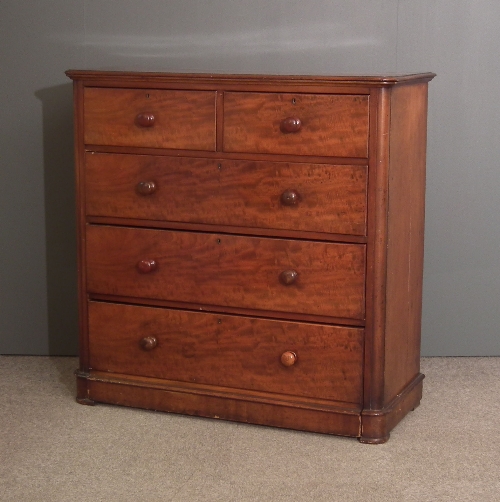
[
  {"xmin": 85, "ymin": 153, "xmax": 367, "ymax": 236},
  {"xmin": 68, "ymin": 70, "xmax": 434, "ymax": 442},
  {"xmin": 88, "ymin": 301, "xmax": 364, "ymax": 404},
  {"xmin": 86, "ymin": 369, "xmax": 361, "ymax": 411},
  {"xmin": 85, "ymin": 144, "xmax": 369, "ymax": 165},
  {"xmin": 86, "ymin": 216, "xmax": 368, "ymax": 244},
  {"xmin": 86, "ymin": 378, "xmax": 362, "ymax": 437},
  {"xmin": 83, "ymin": 88, "xmax": 216, "ymax": 150},
  {"xmin": 223, "ymin": 92, "xmax": 369, "ymax": 157},
  {"xmin": 87, "ymin": 294, "xmax": 365, "ymax": 326},
  {"xmin": 86, "ymin": 225, "xmax": 366, "ymax": 320}
]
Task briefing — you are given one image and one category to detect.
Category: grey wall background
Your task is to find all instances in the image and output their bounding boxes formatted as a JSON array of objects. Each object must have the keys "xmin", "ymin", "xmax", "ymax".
[{"xmin": 1, "ymin": 0, "xmax": 499, "ymax": 356}]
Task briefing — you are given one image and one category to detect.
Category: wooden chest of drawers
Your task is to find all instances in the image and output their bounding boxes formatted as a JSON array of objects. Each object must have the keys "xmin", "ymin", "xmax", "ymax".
[{"xmin": 67, "ymin": 70, "xmax": 434, "ymax": 443}]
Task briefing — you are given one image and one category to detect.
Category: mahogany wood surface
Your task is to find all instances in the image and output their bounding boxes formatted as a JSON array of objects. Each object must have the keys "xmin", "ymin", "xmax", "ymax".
[
  {"xmin": 86, "ymin": 216, "xmax": 368, "ymax": 244},
  {"xmin": 88, "ymin": 301, "xmax": 364, "ymax": 404},
  {"xmin": 86, "ymin": 377, "xmax": 362, "ymax": 437},
  {"xmin": 67, "ymin": 70, "xmax": 434, "ymax": 442},
  {"xmin": 223, "ymin": 92, "xmax": 369, "ymax": 157},
  {"xmin": 86, "ymin": 225, "xmax": 366, "ymax": 320},
  {"xmin": 86, "ymin": 144, "xmax": 368, "ymax": 165},
  {"xmin": 359, "ymin": 373, "xmax": 424, "ymax": 443},
  {"xmin": 66, "ymin": 69, "xmax": 435, "ymax": 90},
  {"xmin": 383, "ymin": 83, "xmax": 429, "ymax": 404},
  {"xmin": 87, "ymin": 294, "xmax": 366, "ymax": 327},
  {"xmin": 72, "ymin": 80, "xmax": 91, "ymax": 371},
  {"xmin": 83, "ymin": 88, "xmax": 216, "ymax": 150},
  {"xmin": 362, "ymin": 87, "xmax": 391, "ymax": 411},
  {"xmin": 85, "ymin": 153, "xmax": 367, "ymax": 236}
]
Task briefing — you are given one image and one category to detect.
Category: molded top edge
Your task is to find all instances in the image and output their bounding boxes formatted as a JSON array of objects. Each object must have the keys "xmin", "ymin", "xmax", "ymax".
[{"xmin": 65, "ymin": 70, "xmax": 435, "ymax": 87}]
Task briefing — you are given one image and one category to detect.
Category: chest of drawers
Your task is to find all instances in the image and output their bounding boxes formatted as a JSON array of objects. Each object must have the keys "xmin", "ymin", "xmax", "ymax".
[{"xmin": 67, "ymin": 70, "xmax": 434, "ymax": 443}]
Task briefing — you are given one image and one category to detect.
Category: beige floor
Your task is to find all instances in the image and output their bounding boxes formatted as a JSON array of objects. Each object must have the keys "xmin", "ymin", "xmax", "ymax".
[{"xmin": 1, "ymin": 356, "xmax": 499, "ymax": 502}]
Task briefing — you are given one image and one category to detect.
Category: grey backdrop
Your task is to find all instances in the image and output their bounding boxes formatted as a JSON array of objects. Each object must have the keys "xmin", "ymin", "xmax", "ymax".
[{"xmin": 1, "ymin": 0, "xmax": 499, "ymax": 356}]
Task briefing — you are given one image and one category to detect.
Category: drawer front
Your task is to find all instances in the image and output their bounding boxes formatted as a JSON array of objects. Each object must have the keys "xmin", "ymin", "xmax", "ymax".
[
  {"xmin": 88, "ymin": 301, "xmax": 364, "ymax": 404},
  {"xmin": 85, "ymin": 153, "xmax": 367, "ymax": 236},
  {"xmin": 86, "ymin": 226, "xmax": 366, "ymax": 320},
  {"xmin": 223, "ymin": 92, "xmax": 369, "ymax": 157},
  {"xmin": 83, "ymin": 88, "xmax": 216, "ymax": 150}
]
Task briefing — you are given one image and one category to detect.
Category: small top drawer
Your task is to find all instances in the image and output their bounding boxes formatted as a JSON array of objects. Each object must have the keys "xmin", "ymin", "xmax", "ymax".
[
  {"xmin": 223, "ymin": 92, "xmax": 369, "ymax": 157},
  {"xmin": 83, "ymin": 88, "xmax": 216, "ymax": 151}
]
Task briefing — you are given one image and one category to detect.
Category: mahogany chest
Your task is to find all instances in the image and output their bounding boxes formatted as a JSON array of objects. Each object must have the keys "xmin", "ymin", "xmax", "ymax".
[{"xmin": 66, "ymin": 70, "xmax": 434, "ymax": 443}]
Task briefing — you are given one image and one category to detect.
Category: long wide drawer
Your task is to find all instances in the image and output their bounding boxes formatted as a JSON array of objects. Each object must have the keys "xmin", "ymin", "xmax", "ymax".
[
  {"xmin": 83, "ymin": 88, "xmax": 216, "ymax": 150},
  {"xmin": 88, "ymin": 301, "xmax": 364, "ymax": 404},
  {"xmin": 223, "ymin": 92, "xmax": 369, "ymax": 157},
  {"xmin": 86, "ymin": 226, "xmax": 366, "ymax": 320},
  {"xmin": 85, "ymin": 153, "xmax": 367, "ymax": 236}
]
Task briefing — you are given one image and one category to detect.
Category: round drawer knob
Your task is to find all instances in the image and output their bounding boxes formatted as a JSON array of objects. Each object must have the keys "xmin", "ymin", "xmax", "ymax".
[
  {"xmin": 137, "ymin": 259, "xmax": 157, "ymax": 274},
  {"xmin": 280, "ymin": 351, "xmax": 297, "ymax": 367},
  {"xmin": 136, "ymin": 181, "xmax": 157, "ymax": 195},
  {"xmin": 279, "ymin": 269, "xmax": 298, "ymax": 285},
  {"xmin": 140, "ymin": 336, "xmax": 157, "ymax": 351},
  {"xmin": 280, "ymin": 117, "xmax": 302, "ymax": 133},
  {"xmin": 135, "ymin": 112, "xmax": 155, "ymax": 127},
  {"xmin": 280, "ymin": 189, "xmax": 300, "ymax": 206}
]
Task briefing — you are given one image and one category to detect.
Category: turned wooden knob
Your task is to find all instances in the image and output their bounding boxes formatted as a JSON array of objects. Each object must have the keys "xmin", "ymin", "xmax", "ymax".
[
  {"xmin": 281, "ymin": 351, "xmax": 297, "ymax": 367},
  {"xmin": 279, "ymin": 269, "xmax": 298, "ymax": 285},
  {"xmin": 136, "ymin": 259, "xmax": 157, "ymax": 273},
  {"xmin": 136, "ymin": 181, "xmax": 157, "ymax": 195},
  {"xmin": 140, "ymin": 336, "xmax": 157, "ymax": 351},
  {"xmin": 135, "ymin": 112, "xmax": 155, "ymax": 127},
  {"xmin": 280, "ymin": 117, "xmax": 302, "ymax": 133},
  {"xmin": 280, "ymin": 189, "xmax": 300, "ymax": 206}
]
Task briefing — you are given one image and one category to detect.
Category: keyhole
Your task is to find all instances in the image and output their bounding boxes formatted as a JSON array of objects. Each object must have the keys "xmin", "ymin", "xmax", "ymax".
[
  {"xmin": 146, "ymin": 93, "xmax": 150, "ymax": 98},
  {"xmin": 217, "ymin": 238, "xmax": 221, "ymax": 244},
  {"xmin": 292, "ymin": 98, "xmax": 296, "ymax": 105}
]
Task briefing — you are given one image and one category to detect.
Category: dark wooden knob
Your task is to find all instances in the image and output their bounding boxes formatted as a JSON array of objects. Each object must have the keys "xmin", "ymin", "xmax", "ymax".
[
  {"xmin": 136, "ymin": 181, "xmax": 157, "ymax": 195},
  {"xmin": 279, "ymin": 269, "xmax": 298, "ymax": 285},
  {"xmin": 280, "ymin": 189, "xmax": 300, "ymax": 206},
  {"xmin": 137, "ymin": 259, "xmax": 157, "ymax": 273},
  {"xmin": 281, "ymin": 351, "xmax": 297, "ymax": 367},
  {"xmin": 280, "ymin": 117, "xmax": 302, "ymax": 133},
  {"xmin": 135, "ymin": 112, "xmax": 155, "ymax": 127},
  {"xmin": 140, "ymin": 336, "xmax": 157, "ymax": 351}
]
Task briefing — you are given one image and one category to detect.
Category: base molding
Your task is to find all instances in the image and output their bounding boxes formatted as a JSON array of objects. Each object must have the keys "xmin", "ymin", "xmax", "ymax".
[
  {"xmin": 75, "ymin": 370, "xmax": 95, "ymax": 405},
  {"xmin": 76, "ymin": 371, "xmax": 362, "ymax": 437},
  {"xmin": 74, "ymin": 371, "xmax": 424, "ymax": 442},
  {"xmin": 359, "ymin": 373, "xmax": 424, "ymax": 444},
  {"xmin": 76, "ymin": 397, "xmax": 96, "ymax": 406}
]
